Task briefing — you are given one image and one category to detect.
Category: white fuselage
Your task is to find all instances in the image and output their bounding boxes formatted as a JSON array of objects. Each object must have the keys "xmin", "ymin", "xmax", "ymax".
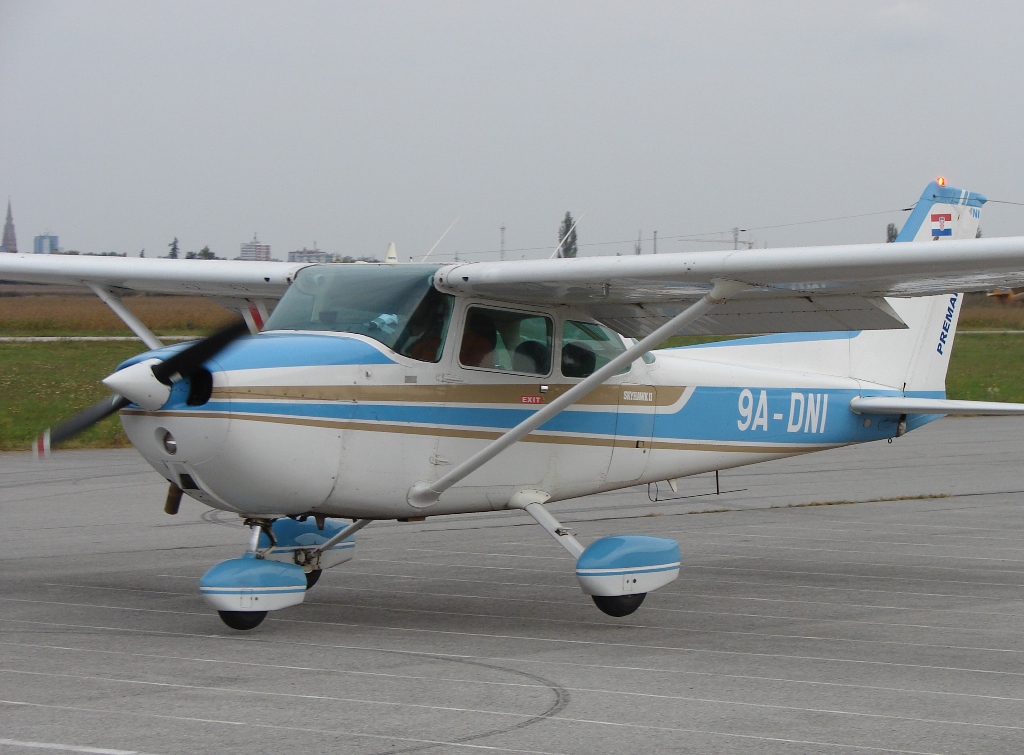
[{"xmin": 120, "ymin": 299, "xmax": 904, "ymax": 521}]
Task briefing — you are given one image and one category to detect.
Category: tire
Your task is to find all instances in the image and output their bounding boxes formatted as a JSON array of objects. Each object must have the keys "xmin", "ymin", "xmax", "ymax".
[
  {"xmin": 592, "ymin": 593, "xmax": 646, "ymax": 617},
  {"xmin": 305, "ymin": 569, "xmax": 322, "ymax": 589},
  {"xmin": 217, "ymin": 610, "xmax": 267, "ymax": 630}
]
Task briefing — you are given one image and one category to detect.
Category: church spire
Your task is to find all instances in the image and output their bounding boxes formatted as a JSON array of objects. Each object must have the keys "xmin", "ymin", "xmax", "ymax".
[{"xmin": 1, "ymin": 198, "xmax": 16, "ymax": 254}]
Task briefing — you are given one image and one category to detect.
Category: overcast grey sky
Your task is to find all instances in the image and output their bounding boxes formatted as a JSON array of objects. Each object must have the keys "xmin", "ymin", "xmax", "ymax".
[{"xmin": 3, "ymin": 1, "xmax": 1024, "ymax": 261}]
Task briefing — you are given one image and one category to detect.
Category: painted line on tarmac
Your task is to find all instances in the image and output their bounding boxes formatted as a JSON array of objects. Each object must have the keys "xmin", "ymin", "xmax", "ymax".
[
  {"xmin": 62, "ymin": 569, "xmax": 1023, "ymax": 622},
  {"xmin": 5, "ymin": 616, "xmax": 1024, "ymax": 688},
  {"xmin": 7, "ymin": 638, "xmax": 1024, "ymax": 707},
  {"xmin": 688, "ymin": 528, "xmax": 1024, "ymax": 546},
  {"xmin": 0, "ymin": 700, "xmax": 568, "ymax": 755},
  {"xmin": 684, "ymin": 561, "xmax": 1024, "ymax": 586},
  {"xmin": 292, "ymin": 591, "xmax": 1018, "ymax": 639},
  {"xmin": 308, "ymin": 582, "xmax": 1024, "ymax": 630},
  {"xmin": 691, "ymin": 538, "xmax": 1024, "ymax": 563},
  {"xmin": 7, "ymin": 663, "xmax": 1024, "ymax": 737},
  {"xmin": 0, "ymin": 695, "xmax": 958, "ymax": 755},
  {"xmin": 2, "ymin": 596, "xmax": 1021, "ymax": 657},
  {"xmin": 0, "ymin": 737, "xmax": 157, "ymax": 755}
]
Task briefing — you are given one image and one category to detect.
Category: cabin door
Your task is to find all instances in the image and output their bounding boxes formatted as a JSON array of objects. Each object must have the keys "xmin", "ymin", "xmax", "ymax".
[{"xmin": 606, "ymin": 383, "xmax": 657, "ymax": 483}]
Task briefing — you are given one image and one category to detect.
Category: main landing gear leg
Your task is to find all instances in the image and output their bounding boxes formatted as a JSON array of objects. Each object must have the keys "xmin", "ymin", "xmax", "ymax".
[
  {"xmin": 507, "ymin": 491, "xmax": 649, "ymax": 618},
  {"xmin": 507, "ymin": 490, "xmax": 680, "ymax": 618}
]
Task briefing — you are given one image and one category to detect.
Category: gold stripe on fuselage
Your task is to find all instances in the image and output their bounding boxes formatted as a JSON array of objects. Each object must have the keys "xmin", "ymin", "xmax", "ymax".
[
  {"xmin": 210, "ymin": 383, "xmax": 688, "ymax": 407},
  {"xmin": 123, "ymin": 408, "xmax": 836, "ymax": 454}
]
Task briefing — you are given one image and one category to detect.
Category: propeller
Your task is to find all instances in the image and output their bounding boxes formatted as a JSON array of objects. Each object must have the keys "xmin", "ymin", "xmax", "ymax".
[{"xmin": 34, "ymin": 319, "xmax": 250, "ymax": 458}]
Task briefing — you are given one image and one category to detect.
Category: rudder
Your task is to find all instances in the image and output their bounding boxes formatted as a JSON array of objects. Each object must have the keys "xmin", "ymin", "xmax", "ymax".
[{"xmin": 850, "ymin": 179, "xmax": 985, "ymax": 394}]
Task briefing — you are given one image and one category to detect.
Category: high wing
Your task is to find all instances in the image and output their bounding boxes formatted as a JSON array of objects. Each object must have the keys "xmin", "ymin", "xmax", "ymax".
[
  {"xmin": 433, "ymin": 235, "xmax": 1024, "ymax": 337},
  {"xmin": 0, "ymin": 253, "xmax": 310, "ymax": 342},
  {"xmin": 0, "ymin": 253, "xmax": 305, "ymax": 298}
]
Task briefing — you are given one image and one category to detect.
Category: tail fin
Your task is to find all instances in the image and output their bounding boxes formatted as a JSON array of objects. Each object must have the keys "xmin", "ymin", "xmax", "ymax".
[
  {"xmin": 895, "ymin": 178, "xmax": 985, "ymax": 242},
  {"xmin": 672, "ymin": 180, "xmax": 986, "ymax": 396},
  {"xmin": 850, "ymin": 179, "xmax": 986, "ymax": 394}
]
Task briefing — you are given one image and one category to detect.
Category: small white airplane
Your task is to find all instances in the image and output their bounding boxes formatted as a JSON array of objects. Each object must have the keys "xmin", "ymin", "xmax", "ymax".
[{"xmin": 6, "ymin": 179, "xmax": 1024, "ymax": 631}]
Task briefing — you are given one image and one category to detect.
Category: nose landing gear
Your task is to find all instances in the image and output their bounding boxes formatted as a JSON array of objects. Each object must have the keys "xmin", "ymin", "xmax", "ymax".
[{"xmin": 201, "ymin": 517, "xmax": 371, "ymax": 630}]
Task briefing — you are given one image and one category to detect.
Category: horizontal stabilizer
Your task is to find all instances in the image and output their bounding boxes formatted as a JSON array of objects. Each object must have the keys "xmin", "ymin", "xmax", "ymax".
[{"xmin": 850, "ymin": 396, "xmax": 1024, "ymax": 416}]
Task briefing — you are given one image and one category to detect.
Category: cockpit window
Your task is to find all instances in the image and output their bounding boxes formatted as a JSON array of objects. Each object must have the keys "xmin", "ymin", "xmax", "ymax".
[{"xmin": 264, "ymin": 264, "xmax": 453, "ymax": 362}]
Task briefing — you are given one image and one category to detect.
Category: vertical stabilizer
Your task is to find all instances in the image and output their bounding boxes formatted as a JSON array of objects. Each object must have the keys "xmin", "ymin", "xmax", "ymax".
[{"xmin": 850, "ymin": 180, "xmax": 985, "ymax": 394}]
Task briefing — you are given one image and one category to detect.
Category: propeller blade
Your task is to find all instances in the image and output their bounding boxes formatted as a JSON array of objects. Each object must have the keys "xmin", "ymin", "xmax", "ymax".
[
  {"xmin": 35, "ymin": 319, "xmax": 250, "ymax": 458},
  {"xmin": 35, "ymin": 394, "xmax": 131, "ymax": 457},
  {"xmin": 151, "ymin": 319, "xmax": 249, "ymax": 384}
]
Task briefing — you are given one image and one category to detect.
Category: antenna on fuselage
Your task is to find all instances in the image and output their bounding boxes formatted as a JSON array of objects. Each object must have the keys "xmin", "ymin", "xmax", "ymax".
[{"xmin": 420, "ymin": 214, "xmax": 462, "ymax": 263}]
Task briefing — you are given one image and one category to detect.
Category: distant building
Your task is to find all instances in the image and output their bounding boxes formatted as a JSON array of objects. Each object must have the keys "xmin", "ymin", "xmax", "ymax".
[
  {"xmin": 34, "ymin": 234, "xmax": 58, "ymax": 255},
  {"xmin": 239, "ymin": 233, "xmax": 271, "ymax": 261},
  {"xmin": 287, "ymin": 247, "xmax": 328, "ymax": 263},
  {"xmin": 1, "ymin": 199, "xmax": 16, "ymax": 253}
]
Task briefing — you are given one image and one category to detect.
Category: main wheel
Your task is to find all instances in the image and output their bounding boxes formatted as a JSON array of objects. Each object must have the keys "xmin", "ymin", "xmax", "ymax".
[
  {"xmin": 218, "ymin": 610, "xmax": 267, "ymax": 630},
  {"xmin": 592, "ymin": 593, "xmax": 646, "ymax": 617},
  {"xmin": 305, "ymin": 569, "xmax": 322, "ymax": 589}
]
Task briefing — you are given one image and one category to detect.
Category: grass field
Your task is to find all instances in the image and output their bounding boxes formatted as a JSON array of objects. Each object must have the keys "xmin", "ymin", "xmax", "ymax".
[
  {"xmin": 2, "ymin": 292, "xmax": 1023, "ymax": 451},
  {"xmin": 1, "ymin": 341, "xmax": 142, "ymax": 450}
]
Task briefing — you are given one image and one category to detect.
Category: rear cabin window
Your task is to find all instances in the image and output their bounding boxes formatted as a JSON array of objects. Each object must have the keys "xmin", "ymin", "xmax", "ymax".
[
  {"xmin": 561, "ymin": 320, "xmax": 628, "ymax": 378},
  {"xmin": 459, "ymin": 307, "xmax": 553, "ymax": 375}
]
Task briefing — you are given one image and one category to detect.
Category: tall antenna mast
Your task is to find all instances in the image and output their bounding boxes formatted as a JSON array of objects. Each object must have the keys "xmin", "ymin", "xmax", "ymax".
[
  {"xmin": 653, "ymin": 230, "xmax": 657, "ymax": 254},
  {"xmin": 500, "ymin": 225, "xmax": 506, "ymax": 262}
]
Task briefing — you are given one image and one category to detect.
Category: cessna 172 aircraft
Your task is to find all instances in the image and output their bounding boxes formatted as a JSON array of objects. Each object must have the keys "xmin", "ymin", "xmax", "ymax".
[{"xmin": 5, "ymin": 179, "xmax": 1024, "ymax": 631}]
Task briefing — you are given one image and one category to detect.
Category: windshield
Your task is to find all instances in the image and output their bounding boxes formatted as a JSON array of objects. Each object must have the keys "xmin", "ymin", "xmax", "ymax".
[{"xmin": 264, "ymin": 264, "xmax": 453, "ymax": 362}]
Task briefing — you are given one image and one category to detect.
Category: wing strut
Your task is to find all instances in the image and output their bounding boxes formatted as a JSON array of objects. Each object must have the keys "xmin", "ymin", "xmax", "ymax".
[
  {"xmin": 406, "ymin": 278, "xmax": 748, "ymax": 508},
  {"xmin": 86, "ymin": 282, "xmax": 163, "ymax": 349}
]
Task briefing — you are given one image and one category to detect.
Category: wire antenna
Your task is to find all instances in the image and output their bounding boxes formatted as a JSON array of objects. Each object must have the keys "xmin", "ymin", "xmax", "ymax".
[
  {"xmin": 420, "ymin": 214, "xmax": 462, "ymax": 263},
  {"xmin": 550, "ymin": 209, "xmax": 587, "ymax": 259}
]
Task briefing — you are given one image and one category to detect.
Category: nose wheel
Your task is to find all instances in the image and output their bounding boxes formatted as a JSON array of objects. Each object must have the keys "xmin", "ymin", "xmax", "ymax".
[{"xmin": 218, "ymin": 610, "xmax": 268, "ymax": 630}]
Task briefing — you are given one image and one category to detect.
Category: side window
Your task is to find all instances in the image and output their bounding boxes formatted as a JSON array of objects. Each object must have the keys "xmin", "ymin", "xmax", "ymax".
[
  {"xmin": 459, "ymin": 307, "xmax": 553, "ymax": 375},
  {"xmin": 393, "ymin": 288, "xmax": 454, "ymax": 363},
  {"xmin": 561, "ymin": 321, "xmax": 628, "ymax": 378}
]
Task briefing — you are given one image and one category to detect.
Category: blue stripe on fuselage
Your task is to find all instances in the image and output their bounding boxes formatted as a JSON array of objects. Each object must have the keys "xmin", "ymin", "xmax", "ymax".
[{"xmin": 170, "ymin": 385, "xmax": 937, "ymax": 446}]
